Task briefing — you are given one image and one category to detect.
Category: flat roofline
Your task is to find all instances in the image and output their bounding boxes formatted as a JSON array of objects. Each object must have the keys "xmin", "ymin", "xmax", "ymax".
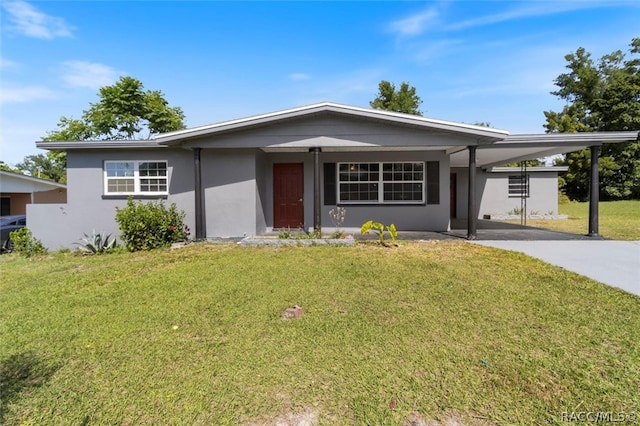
[
  {"xmin": 502, "ymin": 131, "xmax": 639, "ymax": 145},
  {"xmin": 487, "ymin": 166, "xmax": 569, "ymax": 173},
  {"xmin": 35, "ymin": 140, "xmax": 164, "ymax": 150}
]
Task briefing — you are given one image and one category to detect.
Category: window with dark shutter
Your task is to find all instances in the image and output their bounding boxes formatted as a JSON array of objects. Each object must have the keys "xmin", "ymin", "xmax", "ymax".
[
  {"xmin": 426, "ymin": 161, "xmax": 440, "ymax": 204},
  {"xmin": 323, "ymin": 163, "xmax": 336, "ymax": 205}
]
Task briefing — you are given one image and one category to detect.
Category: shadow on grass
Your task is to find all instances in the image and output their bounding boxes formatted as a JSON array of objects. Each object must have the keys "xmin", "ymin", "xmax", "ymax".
[{"xmin": 0, "ymin": 351, "xmax": 59, "ymax": 422}]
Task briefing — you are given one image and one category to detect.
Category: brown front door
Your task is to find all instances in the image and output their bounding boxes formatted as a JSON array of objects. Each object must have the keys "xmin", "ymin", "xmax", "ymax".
[
  {"xmin": 273, "ymin": 163, "xmax": 304, "ymax": 228},
  {"xmin": 450, "ymin": 173, "xmax": 457, "ymax": 218}
]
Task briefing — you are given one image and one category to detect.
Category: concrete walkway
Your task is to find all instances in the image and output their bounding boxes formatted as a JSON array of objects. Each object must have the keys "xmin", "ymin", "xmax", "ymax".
[{"xmin": 472, "ymin": 240, "xmax": 640, "ymax": 297}]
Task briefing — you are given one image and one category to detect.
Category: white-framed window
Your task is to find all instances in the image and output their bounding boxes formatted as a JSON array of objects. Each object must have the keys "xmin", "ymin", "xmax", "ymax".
[
  {"xmin": 104, "ymin": 161, "xmax": 168, "ymax": 195},
  {"xmin": 337, "ymin": 162, "xmax": 425, "ymax": 204},
  {"xmin": 508, "ymin": 175, "xmax": 529, "ymax": 197}
]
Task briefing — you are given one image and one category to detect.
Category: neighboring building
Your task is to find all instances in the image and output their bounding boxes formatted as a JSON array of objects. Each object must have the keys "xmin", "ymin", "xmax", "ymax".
[
  {"xmin": 0, "ymin": 170, "xmax": 67, "ymax": 216},
  {"xmin": 28, "ymin": 102, "xmax": 638, "ymax": 249}
]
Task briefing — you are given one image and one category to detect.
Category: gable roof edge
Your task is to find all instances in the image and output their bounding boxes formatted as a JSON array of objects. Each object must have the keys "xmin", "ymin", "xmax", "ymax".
[{"xmin": 156, "ymin": 102, "xmax": 510, "ymax": 144}]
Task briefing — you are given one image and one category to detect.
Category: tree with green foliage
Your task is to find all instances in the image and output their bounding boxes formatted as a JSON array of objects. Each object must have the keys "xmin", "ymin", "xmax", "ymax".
[
  {"xmin": 15, "ymin": 152, "xmax": 67, "ymax": 183},
  {"xmin": 45, "ymin": 76, "xmax": 186, "ymax": 141},
  {"xmin": 501, "ymin": 159, "xmax": 545, "ymax": 168},
  {"xmin": 370, "ymin": 80, "xmax": 423, "ymax": 116},
  {"xmin": 544, "ymin": 38, "xmax": 640, "ymax": 201},
  {"xmin": 0, "ymin": 161, "xmax": 19, "ymax": 173}
]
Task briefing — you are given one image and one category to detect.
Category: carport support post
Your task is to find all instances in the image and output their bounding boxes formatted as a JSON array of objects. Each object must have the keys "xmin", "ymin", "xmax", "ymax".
[
  {"xmin": 588, "ymin": 145, "xmax": 600, "ymax": 237},
  {"xmin": 467, "ymin": 145, "xmax": 477, "ymax": 240},
  {"xmin": 310, "ymin": 147, "xmax": 322, "ymax": 234},
  {"xmin": 193, "ymin": 148, "xmax": 206, "ymax": 240}
]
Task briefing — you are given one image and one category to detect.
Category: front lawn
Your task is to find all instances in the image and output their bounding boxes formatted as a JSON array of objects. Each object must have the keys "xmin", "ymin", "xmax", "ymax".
[
  {"xmin": 1, "ymin": 243, "xmax": 638, "ymax": 425},
  {"xmin": 512, "ymin": 200, "xmax": 640, "ymax": 240}
]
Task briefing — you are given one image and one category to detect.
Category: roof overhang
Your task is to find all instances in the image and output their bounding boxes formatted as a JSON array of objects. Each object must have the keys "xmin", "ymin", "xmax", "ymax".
[
  {"xmin": 34, "ymin": 104, "xmax": 637, "ymax": 170},
  {"xmin": 450, "ymin": 131, "xmax": 639, "ymax": 168}
]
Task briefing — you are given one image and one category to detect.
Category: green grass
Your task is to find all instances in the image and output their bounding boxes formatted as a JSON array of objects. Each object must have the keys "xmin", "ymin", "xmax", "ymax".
[
  {"xmin": 1, "ymin": 243, "xmax": 639, "ymax": 425},
  {"xmin": 514, "ymin": 200, "xmax": 640, "ymax": 240}
]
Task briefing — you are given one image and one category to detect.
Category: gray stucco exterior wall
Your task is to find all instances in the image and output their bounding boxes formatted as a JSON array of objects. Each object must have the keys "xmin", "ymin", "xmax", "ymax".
[
  {"xmin": 201, "ymin": 149, "xmax": 259, "ymax": 238},
  {"xmin": 28, "ymin": 149, "xmax": 195, "ymax": 250},
  {"xmin": 29, "ymin": 146, "xmax": 452, "ymax": 248}
]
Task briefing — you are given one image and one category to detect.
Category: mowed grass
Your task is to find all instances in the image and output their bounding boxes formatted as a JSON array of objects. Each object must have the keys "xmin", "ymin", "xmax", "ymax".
[
  {"xmin": 516, "ymin": 200, "xmax": 640, "ymax": 240},
  {"xmin": 1, "ymin": 243, "xmax": 639, "ymax": 425}
]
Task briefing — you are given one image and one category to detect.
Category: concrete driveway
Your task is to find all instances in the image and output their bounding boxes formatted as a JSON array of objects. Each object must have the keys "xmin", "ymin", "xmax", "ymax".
[{"xmin": 472, "ymin": 240, "xmax": 640, "ymax": 296}]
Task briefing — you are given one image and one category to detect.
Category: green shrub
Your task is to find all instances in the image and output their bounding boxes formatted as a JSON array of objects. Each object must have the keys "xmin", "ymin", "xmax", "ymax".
[
  {"xmin": 558, "ymin": 190, "xmax": 571, "ymax": 205},
  {"xmin": 278, "ymin": 227, "xmax": 294, "ymax": 239},
  {"xmin": 115, "ymin": 198, "xmax": 188, "ymax": 252},
  {"xmin": 277, "ymin": 227, "xmax": 322, "ymax": 240},
  {"xmin": 9, "ymin": 228, "xmax": 48, "ymax": 257}
]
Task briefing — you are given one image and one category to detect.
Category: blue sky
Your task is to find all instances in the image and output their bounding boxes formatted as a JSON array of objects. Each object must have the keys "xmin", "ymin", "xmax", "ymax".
[{"xmin": 1, "ymin": 0, "xmax": 638, "ymax": 166}]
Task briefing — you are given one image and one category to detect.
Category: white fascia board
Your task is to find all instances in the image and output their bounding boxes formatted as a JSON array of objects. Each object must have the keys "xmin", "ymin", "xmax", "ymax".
[
  {"xmin": 156, "ymin": 102, "xmax": 510, "ymax": 144},
  {"xmin": 503, "ymin": 131, "xmax": 639, "ymax": 145},
  {"xmin": 487, "ymin": 166, "xmax": 569, "ymax": 173}
]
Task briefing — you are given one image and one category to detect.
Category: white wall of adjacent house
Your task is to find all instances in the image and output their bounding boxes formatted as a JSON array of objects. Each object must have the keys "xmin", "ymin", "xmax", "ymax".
[
  {"xmin": 482, "ymin": 168, "xmax": 563, "ymax": 219},
  {"xmin": 453, "ymin": 167, "xmax": 562, "ymax": 220}
]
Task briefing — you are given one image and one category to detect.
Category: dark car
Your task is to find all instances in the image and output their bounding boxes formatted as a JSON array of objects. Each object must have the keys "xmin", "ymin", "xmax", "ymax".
[{"xmin": 1, "ymin": 215, "xmax": 26, "ymax": 252}]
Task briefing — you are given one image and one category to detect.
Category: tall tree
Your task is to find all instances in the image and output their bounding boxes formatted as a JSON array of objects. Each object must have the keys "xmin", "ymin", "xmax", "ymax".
[
  {"xmin": 370, "ymin": 80, "xmax": 423, "ymax": 116},
  {"xmin": 0, "ymin": 161, "xmax": 19, "ymax": 173},
  {"xmin": 44, "ymin": 76, "xmax": 186, "ymax": 141},
  {"xmin": 544, "ymin": 38, "xmax": 640, "ymax": 201},
  {"xmin": 15, "ymin": 153, "xmax": 67, "ymax": 183}
]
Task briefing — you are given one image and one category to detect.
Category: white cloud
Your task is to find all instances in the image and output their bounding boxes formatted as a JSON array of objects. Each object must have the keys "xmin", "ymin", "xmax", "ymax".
[
  {"xmin": 446, "ymin": 1, "xmax": 629, "ymax": 31},
  {"xmin": 0, "ymin": 58, "xmax": 21, "ymax": 70},
  {"xmin": 61, "ymin": 61, "xmax": 120, "ymax": 90},
  {"xmin": 289, "ymin": 73, "xmax": 311, "ymax": 81},
  {"xmin": 413, "ymin": 38, "xmax": 464, "ymax": 62},
  {"xmin": 1, "ymin": 0, "xmax": 74, "ymax": 39},
  {"xmin": 388, "ymin": 7, "xmax": 440, "ymax": 37},
  {"xmin": 0, "ymin": 85, "xmax": 56, "ymax": 104}
]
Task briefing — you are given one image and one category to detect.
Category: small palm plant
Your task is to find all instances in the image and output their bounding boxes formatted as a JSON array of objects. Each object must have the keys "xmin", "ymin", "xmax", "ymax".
[
  {"xmin": 76, "ymin": 230, "xmax": 117, "ymax": 254},
  {"xmin": 360, "ymin": 220, "xmax": 398, "ymax": 246}
]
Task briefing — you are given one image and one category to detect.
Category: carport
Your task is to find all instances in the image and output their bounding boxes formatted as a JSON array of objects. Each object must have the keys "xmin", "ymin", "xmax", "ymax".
[{"xmin": 450, "ymin": 132, "xmax": 639, "ymax": 240}]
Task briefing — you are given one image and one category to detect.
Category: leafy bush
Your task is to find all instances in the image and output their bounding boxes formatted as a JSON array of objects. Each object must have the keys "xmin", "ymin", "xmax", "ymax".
[
  {"xmin": 558, "ymin": 190, "xmax": 571, "ymax": 205},
  {"xmin": 115, "ymin": 198, "xmax": 188, "ymax": 252},
  {"xmin": 76, "ymin": 230, "xmax": 117, "ymax": 255},
  {"xmin": 9, "ymin": 228, "xmax": 48, "ymax": 257},
  {"xmin": 278, "ymin": 227, "xmax": 294, "ymax": 239},
  {"xmin": 360, "ymin": 220, "xmax": 398, "ymax": 246},
  {"xmin": 330, "ymin": 230, "xmax": 346, "ymax": 239}
]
